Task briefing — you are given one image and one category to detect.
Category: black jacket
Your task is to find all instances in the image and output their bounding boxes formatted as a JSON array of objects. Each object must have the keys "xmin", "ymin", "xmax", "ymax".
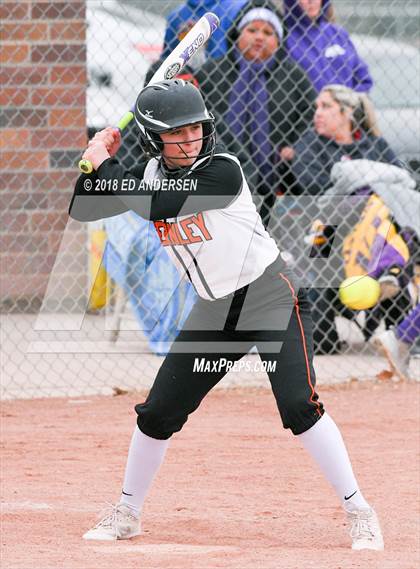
[
  {"xmin": 194, "ymin": 49, "xmax": 316, "ymax": 192},
  {"xmin": 195, "ymin": 49, "xmax": 316, "ymax": 146},
  {"xmin": 292, "ymin": 128, "xmax": 401, "ymax": 195}
]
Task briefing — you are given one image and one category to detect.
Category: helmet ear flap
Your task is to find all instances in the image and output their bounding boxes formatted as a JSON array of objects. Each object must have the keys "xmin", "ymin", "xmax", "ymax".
[
  {"xmin": 148, "ymin": 130, "xmax": 164, "ymax": 153},
  {"xmin": 137, "ymin": 123, "xmax": 163, "ymax": 157},
  {"xmin": 201, "ymin": 117, "xmax": 216, "ymax": 156}
]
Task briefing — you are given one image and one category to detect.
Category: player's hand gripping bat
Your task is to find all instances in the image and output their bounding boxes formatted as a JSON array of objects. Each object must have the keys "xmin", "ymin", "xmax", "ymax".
[{"xmin": 78, "ymin": 12, "xmax": 220, "ymax": 174}]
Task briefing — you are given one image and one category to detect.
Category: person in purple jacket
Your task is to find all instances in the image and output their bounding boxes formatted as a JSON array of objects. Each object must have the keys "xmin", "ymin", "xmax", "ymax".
[{"xmin": 284, "ymin": 0, "xmax": 373, "ymax": 93}]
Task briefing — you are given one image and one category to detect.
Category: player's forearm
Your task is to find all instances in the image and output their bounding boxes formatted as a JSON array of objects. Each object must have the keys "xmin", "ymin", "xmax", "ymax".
[
  {"xmin": 69, "ymin": 171, "xmax": 129, "ymax": 221},
  {"xmin": 69, "ymin": 158, "xmax": 149, "ymax": 221},
  {"xmin": 69, "ymin": 162, "xmax": 201, "ymax": 222},
  {"xmin": 69, "ymin": 155, "xmax": 242, "ymax": 222},
  {"xmin": 69, "ymin": 158, "xmax": 154, "ymax": 221}
]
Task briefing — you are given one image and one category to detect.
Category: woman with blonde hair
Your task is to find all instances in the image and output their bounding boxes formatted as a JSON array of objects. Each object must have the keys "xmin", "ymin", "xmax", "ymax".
[
  {"xmin": 291, "ymin": 84, "xmax": 403, "ymax": 355},
  {"xmin": 292, "ymin": 84, "xmax": 400, "ymax": 196},
  {"xmin": 322, "ymin": 84, "xmax": 381, "ymax": 136}
]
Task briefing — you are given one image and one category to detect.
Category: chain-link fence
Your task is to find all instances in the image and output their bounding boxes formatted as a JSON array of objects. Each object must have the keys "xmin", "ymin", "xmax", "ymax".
[{"xmin": 2, "ymin": 0, "xmax": 419, "ymax": 400}]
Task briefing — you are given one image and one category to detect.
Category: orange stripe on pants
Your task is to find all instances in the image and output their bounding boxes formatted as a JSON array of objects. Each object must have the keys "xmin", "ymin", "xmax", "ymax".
[{"xmin": 278, "ymin": 272, "xmax": 322, "ymax": 418}]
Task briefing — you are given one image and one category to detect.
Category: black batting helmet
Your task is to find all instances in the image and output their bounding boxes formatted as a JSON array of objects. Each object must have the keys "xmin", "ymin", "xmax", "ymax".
[{"xmin": 134, "ymin": 79, "xmax": 216, "ymax": 163}]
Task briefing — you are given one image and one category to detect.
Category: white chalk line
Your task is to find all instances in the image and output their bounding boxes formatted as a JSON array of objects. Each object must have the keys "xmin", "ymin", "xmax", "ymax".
[{"xmin": 88, "ymin": 543, "xmax": 238, "ymax": 555}]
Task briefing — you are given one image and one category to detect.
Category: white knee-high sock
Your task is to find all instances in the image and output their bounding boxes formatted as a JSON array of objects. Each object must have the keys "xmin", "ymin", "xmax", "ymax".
[
  {"xmin": 297, "ymin": 412, "xmax": 370, "ymax": 510},
  {"xmin": 119, "ymin": 427, "xmax": 170, "ymax": 517}
]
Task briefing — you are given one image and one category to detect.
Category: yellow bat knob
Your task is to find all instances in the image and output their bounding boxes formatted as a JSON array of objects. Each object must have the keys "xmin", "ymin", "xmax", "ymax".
[{"xmin": 79, "ymin": 159, "xmax": 93, "ymax": 174}]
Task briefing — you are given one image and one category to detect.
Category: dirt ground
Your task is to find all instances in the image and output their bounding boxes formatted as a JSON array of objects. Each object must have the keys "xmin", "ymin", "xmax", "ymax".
[{"xmin": 1, "ymin": 380, "xmax": 419, "ymax": 569}]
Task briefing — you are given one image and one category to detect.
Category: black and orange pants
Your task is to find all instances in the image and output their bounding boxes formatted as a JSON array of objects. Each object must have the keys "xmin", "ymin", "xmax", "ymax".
[{"xmin": 135, "ymin": 255, "xmax": 324, "ymax": 439}]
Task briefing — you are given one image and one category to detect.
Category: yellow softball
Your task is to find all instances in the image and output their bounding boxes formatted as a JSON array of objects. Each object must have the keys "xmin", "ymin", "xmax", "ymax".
[{"xmin": 338, "ymin": 275, "xmax": 381, "ymax": 310}]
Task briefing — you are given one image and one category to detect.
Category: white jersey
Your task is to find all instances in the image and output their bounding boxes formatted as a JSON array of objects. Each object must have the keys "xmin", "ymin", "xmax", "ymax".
[{"xmin": 144, "ymin": 153, "xmax": 279, "ymax": 301}]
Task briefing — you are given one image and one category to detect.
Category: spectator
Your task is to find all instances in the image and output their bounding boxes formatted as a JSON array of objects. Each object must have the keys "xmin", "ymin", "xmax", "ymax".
[
  {"xmin": 291, "ymin": 85, "xmax": 407, "ymax": 354},
  {"xmin": 162, "ymin": 0, "xmax": 248, "ymax": 65},
  {"xmin": 284, "ymin": 0, "xmax": 373, "ymax": 93},
  {"xmin": 196, "ymin": 1, "xmax": 316, "ymax": 225},
  {"xmin": 292, "ymin": 84, "xmax": 400, "ymax": 196}
]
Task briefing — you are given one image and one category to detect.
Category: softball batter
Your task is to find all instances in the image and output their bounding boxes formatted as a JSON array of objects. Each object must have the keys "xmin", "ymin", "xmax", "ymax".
[{"xmin": 70, "ymin": 79, "xmax": 383, "ymax": 550}]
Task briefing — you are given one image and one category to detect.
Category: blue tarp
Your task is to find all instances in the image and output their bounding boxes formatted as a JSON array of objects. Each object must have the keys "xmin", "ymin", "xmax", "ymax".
[{"xmin": 102, "ymin": 212, "xmax": 197, "ymax": 354}]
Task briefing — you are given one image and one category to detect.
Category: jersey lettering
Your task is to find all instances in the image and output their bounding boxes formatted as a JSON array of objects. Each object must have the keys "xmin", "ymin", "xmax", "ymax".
[{"xmin": 154, "ymin": 212, "xmax": 212, "ymax": 247}]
